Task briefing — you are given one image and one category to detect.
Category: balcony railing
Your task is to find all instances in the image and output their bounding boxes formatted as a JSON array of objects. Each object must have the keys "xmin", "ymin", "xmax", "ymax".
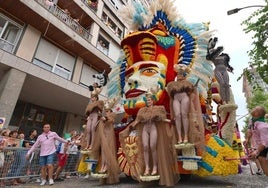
[{"xmin": 35, "ymin": 0, "xmax": 92, "ymax": 42}]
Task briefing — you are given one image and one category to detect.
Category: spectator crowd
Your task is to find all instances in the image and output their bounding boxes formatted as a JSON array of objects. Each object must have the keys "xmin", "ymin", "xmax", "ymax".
[{"xmin": 0, "ymin": 127, "xmax": 83, "ymax": 186}]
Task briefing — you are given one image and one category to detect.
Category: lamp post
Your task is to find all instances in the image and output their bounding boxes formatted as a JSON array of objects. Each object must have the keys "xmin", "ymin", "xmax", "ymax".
[{"xmin": 227, "ymin": 5, "xmax": 266, "ymax": 15}]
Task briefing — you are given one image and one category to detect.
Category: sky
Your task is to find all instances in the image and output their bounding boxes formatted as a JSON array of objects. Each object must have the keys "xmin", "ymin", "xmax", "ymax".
[{"xmin": 174, "ymin": 0, "xmax": 265, "ymax": 140}]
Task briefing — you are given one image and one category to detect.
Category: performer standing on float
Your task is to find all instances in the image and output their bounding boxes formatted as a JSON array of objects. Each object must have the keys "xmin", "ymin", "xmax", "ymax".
[
  {"xmin": 119, "ymin": 89, "xmax": 178, "ymax": 185},
  {"xmin": 130, "ymin": 90, "xmax": 168, "ymax": 176},
  {"xmin": 206, "ymin": 37, "xmax": 234, "ymax": 105},
  {"xmin": 90, "ymin": 98, "xmax": 121, "ymax": 184},
  {"xmin": 85, "ymin": 88, "xmax": 104, "ymax": 150},
  {"xmin": 166, "ymin": 64, "xmax": 192, "ymax": 144},
  {"xmin": 166, "ymin": 64, "xmax": 204, "ymax": 147}
]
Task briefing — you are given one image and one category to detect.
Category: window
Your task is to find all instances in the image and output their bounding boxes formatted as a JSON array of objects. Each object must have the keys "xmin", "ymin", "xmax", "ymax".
[
  {"xmin": 53, "ymin": 64, "xmax": 71, "ymax": 79},
  {"xmin": 33, "ymin": 59, "xmax": 53, "ymax": 71},
  {"xmin": 80, "ymin": 64, "xmax": 98, "ymax": 87},
  {"xmin": 0, "ymin": 14, "xmax": 23, "ymax": 53},
  {"xmin": 107, "ymin": 18, "xmax": 116, "ymax": 33},
  {"xmin": 101, "ymin": 13, "xmax": 108, "ymax": 23},
  {"xmin": 97, "ymin": 35, "xmax": 109, "ymax": 55},
  {"xmin": 109, "ymin": 0, "xmax": 118, "ymax": 9},
  {"xmin": 87, "ymin": 0, "xmax": 98, "ymax": 11},
  {"xmin": 116, "ymin": 29, "xmax": 122, "ymax": 38},
  {"xmin": 102, "ymin": 8, "xmax": 124, "ymax": 38},
  {"xmin": 33, "ymin": 38, "xmax": 75, "ymax": 80}
]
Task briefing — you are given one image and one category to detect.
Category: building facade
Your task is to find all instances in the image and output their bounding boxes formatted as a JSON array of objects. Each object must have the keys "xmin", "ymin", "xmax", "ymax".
[
  {"xmin": 0, "ymin": 0, "xmax": 128, "ymax": 135},
  {"xmin": 242, "ymin": 67, "xmax": 268, "ymax": 102}
]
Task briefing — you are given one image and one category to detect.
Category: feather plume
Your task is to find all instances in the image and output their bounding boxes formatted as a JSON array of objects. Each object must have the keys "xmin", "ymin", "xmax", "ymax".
[{"xmin": 112, "ymin": 0, "xmax": 215, "ymax": 101}]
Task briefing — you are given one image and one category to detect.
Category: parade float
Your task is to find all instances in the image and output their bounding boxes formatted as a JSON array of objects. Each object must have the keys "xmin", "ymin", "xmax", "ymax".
[{"xmin": 83, "ymin": 0, "xmax": 245, "ymax": 186}]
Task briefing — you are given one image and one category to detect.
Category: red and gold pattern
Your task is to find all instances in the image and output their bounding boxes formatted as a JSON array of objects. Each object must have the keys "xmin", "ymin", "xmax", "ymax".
[{"xmin": 117, "ymin": 136, "xmax": 142, "ymax": 178}]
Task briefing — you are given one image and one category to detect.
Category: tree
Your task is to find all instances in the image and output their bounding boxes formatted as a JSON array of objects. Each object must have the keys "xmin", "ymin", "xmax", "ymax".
[
  {"xmin": 241, "ymin": 89, "xmax": 268, "ymax": 135},
  {"xmin": 241, "ymin": 1, "xmax": 268, "ymax": 84}
]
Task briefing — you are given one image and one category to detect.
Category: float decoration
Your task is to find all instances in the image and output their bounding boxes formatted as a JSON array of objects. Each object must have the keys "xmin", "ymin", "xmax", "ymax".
[{"xmin": 104, "ymin": 0, "xmax": 240, "ymax": 182}]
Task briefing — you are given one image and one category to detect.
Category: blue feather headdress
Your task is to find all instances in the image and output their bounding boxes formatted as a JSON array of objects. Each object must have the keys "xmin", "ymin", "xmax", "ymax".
[{"xmin": 107, "ymin": 0, "xmax": 214, "ymax": 100}]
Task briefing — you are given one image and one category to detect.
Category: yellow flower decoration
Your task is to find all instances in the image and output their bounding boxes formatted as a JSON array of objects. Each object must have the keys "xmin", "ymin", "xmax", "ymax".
[{"xmin": 193, "ymin": 135, "xmax": 239, "ymax": 177}]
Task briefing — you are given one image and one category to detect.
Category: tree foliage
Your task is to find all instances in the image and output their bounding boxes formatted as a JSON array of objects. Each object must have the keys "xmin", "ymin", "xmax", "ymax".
[{"xmin": 241, "ymin": 1, "xmax": 268, "ymax": 84}]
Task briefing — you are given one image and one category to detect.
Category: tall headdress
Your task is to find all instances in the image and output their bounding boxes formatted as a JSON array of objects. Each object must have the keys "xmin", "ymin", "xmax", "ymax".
[
  {"xmin": 91, "ymin": 87, "xmax": 102, "ymax": 98},
  {"xmin": 104, "ymin": 98, "xmax": 117, "ymax": 111},
  {"xmin": 145, "ymin": 90, "xmax": 153, "ymax": 99},
  {"xmin": 174, "ymin": 64, "xmax": 191, "ymax": 76},
  {"xmin": 145, "ymin": 87, "xmax": 159, "ymax": 101},
  {"xmin": 107, "ymin": 0, "xmax": 214, "ymax": 104}
]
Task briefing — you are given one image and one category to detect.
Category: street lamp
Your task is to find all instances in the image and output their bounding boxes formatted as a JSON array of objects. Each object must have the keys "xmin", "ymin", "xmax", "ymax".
[{"xmin": 227, "ymin": 5, "xmax": 266, "ymax": 15}]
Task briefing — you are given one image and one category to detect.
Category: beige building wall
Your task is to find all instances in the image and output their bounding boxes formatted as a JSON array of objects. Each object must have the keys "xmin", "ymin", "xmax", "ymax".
[
  {"xmin": 16, "ymin": 25, "xmax": 41, "ymax": 61},
  {"xmin": 96, "ymin": 0, "xmax": 104, "ymax": 18},
  {"xmin": 0, "ymin": 68, "xmax": 26, "ymax": 127},
  {"xmin": 90, "ymin": 23, "xmax": 100, "ymax": 46},
  {"xmin": 63, "ymin": 113, "xmax": 83, "ymax": 134},
  {"xmin": 72, "ymin": 57, "xmax": 83, "ymax": 84}
]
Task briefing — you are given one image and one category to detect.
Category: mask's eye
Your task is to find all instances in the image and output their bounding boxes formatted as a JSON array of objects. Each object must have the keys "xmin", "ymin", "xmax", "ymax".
[{"xmin": 141, "ymin": 68, "xmax": 158, "ymax": 76}]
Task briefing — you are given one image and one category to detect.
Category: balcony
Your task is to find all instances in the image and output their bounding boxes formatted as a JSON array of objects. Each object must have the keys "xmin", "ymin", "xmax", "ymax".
[
  {"xmin": 36, "ymin": 0, "xmax": 92, "ymax": 42},
  {"xmin": 0, "ymin": 0, "xmax": 112, "ymax": 72}
]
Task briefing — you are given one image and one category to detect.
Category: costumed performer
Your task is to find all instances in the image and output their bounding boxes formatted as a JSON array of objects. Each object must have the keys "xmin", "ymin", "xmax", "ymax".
[
  {"xmin": 166, "ymin": 64, "xmax": 205, "ymax": 149},
  {"xmin": 206, "ymin": 37, "xmax": 234, "ymax": 105},
  {"xmin": 85, "ymin": 88, "xmax": 104, "ymax": 150},
  {"xmin": 120, "ymin": 90, "xmax": 179, "ymax": 186},
  {"xmin": 90, "ymin": 98, "xmax": 121, "ymax": 184}
]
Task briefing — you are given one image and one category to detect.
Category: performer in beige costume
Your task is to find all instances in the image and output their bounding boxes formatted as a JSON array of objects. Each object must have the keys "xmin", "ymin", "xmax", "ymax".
[
  {"xmin": 166, "ymin": 64, "xmax": 205, "ymax": 149},
  {"xmin": 91, "ymin": 99, "xmax": 120, "ymax": 184},
  {"xmin": 85, "ymin": 89, "xmax": 104, "ymax": 149},
  {"xmin": 120, "ymin": 91, "xmax": 179, "ymax": 186}
]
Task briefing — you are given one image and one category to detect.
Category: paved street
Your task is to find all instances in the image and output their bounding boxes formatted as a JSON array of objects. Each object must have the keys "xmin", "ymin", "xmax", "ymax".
[{"xmin": 6, "ymin": 165, "xmax": 268, "ymax": 188}]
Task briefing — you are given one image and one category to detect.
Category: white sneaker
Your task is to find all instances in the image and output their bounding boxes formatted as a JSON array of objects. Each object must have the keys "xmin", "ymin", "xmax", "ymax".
[
  {"xmin": 35, "ymin": 178, "xmax": 41, "ymax": 183},
  {"xmin": 40, "ymin": 179, "xmax": 46, "ymax": 186},
  {"xmin": 84, "ymin": 174, "xmax": 89, "ymax": 179},
  {"xmin": 49, "ymin": 179, "xmax": 54, "ymax": 185}
]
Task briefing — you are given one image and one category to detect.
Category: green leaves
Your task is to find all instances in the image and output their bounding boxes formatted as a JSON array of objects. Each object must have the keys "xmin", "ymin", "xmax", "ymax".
[{"xmin": 242, "ymin": 1, "xmax": 268, "ymax": 84}]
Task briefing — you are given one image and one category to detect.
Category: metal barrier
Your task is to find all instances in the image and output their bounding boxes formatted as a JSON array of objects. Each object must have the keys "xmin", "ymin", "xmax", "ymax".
[
  {"xmin": 0, "ymin": 147, "xmax": 40, "ymax": 180},
  {"xmin": 0, "ymin": 147, "xmax": 81, "ymax": 182}
]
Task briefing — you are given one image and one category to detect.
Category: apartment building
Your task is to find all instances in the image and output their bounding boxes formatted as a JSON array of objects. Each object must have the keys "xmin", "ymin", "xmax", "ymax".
[
  {"xmin": 242, "ymin": 67, "xmax": 268, "ymax": 102},
  {"xmin": 0, "ymin": 0, "xmax": 128, "ymax": 135}
]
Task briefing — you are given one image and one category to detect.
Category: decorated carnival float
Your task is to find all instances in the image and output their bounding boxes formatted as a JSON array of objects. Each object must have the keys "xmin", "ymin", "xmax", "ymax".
[{"xmin": 80, "ymin": 0, "xmax": 245, "ymax": 186}]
